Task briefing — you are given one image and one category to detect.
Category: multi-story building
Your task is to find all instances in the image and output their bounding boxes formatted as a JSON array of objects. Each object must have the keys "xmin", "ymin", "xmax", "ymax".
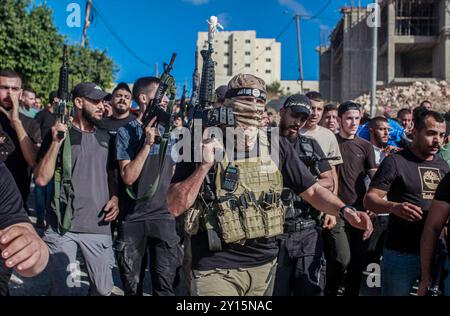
[
  {"xmin": 319, "ymin": 0, "xmax": 450, "ymax": 102},
  {"xmin": 197, "ymin": 30, "xmax": 281, "ymax": 87}
]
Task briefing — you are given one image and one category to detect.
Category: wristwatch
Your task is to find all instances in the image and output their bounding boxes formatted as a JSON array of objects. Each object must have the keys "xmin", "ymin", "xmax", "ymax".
[{"xmin": 339, "ymin": 205, "xmax": 357, "ymax": 220}]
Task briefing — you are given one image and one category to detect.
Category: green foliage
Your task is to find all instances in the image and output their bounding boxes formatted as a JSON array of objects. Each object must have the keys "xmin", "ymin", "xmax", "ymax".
[
  {"xmin": 266, "ymin": 81, "xmax": 285, "ymax": 96},
  {"xmin": 0, "ymin": 0, "xmax": 116, "ymax": 100}
]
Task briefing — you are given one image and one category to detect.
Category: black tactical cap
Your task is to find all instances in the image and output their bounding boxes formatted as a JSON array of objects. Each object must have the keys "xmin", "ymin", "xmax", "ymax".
[
  {"xmin": 282, "ymin": 94, "xmax": 312, "ymax": 117},
  {"xmin": 72, "ymin": 82, "xmax": 109, "ymax": 101}
]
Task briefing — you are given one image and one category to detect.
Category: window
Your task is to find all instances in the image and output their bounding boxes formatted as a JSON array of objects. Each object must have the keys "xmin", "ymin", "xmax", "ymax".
[
  {"xmin": 266, "ymin": 47, "xmax": 271, "ymax": 51},
  {"xmin": 224, "ymin": 52, "xmax": 229, "ymax": 56},
  {"xmin": 224, "ymin": 40, "xmax": 229, "ymax": 44},
  {"xmin": 265, "ymin": 70, "xmax": 271, "ymax": 73},
  {"xmin": 245, "ymin": 39, "xmax": 251, "ymax": 44},
  {"xmin": 245, "ymin": 51, "xmax": 251, "ymax": 56},
  {"xmin": 245, "ymin": 64, "xmax": 251, "ymax": 68},
  {"xmin": 224, "ymin": 64, "xmax": 229, "ymax": 68},
  {"xmin": 266, "ymin": 58, "xmax": 271, "ymax": 62}
]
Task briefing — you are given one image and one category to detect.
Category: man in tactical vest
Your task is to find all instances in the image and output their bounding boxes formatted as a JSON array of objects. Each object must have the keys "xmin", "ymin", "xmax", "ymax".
[
  {"xmin": 273, "ymin": 94, "xmax": 334, "ymax": 296},
  {"xmin": 34, "ymin": 82, "xmax": 119, "ymax": 296},
  {"xmin": 168, "ymin": 74, "xmax": 373, "ymax": 296}
]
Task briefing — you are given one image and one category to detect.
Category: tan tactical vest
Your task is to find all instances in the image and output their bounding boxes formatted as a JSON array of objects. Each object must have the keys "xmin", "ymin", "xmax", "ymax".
[{"xmin": 185, "ymin": 145, "xmax": 285, "ymax": 245}]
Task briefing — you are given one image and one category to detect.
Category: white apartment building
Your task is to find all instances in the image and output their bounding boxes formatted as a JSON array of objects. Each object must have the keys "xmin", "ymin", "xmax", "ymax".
[{"xmin": 197, "ymin": 30, "xmax": 281, "ymax": 87}]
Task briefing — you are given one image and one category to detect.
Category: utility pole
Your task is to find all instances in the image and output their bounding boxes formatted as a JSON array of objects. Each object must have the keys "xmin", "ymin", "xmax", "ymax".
[
  {"xmin": 155, "ymin": 63, "xmax": 159, "ymax": 77},
  {"xmin": 294, "ymin": 15, "xmax": 304, "ymax": 94},
  {"xmin": 370, "ymin": 0, "xmax": 378, "ymax": 118},
  {"xmin": 81, "ymin": 0, "xmax": 92, "ymax": 47}
]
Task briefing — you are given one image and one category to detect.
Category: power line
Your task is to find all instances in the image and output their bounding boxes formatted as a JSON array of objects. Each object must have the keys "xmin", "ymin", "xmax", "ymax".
[
  {"xmin": 88, "ymin": 1, "xmax": 153, "ymax": 67},
  {"xmin": 235, "ymin": 17, "xmax": 294, "ymax": 73},
  {"xmin": 308, "ymin": 0, "xmax": 333, "ymax": 20}
]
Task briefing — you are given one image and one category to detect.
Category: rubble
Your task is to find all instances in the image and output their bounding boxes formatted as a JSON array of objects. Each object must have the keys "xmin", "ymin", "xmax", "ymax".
[{"xmin": 353, "ymin": 81, "xmax": 450, "ymax": 115}]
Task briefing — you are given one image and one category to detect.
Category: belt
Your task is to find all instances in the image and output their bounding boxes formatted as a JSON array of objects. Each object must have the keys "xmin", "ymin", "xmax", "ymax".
[{"xmin": 284, "ymin": 219, "xmax": 317, "ymax": 233}]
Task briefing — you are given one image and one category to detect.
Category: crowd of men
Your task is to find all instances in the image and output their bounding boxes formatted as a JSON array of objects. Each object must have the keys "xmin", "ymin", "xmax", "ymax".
[{"xmin": 0, "ymin": 67, "xmax": 450, "ymax": 297}]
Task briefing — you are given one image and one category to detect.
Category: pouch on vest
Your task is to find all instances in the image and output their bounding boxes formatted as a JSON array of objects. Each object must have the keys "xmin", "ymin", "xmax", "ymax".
[
  {"xmin": 261, "ymin": 190, "xmax": 284, "ymax": 237},
  {"xmin": 216, "ymin": 195, "xmax": 246, "ymax": 244},
  {"xmin": 239, "ymin": 190, "xmax": 266, "ymax": 240}
]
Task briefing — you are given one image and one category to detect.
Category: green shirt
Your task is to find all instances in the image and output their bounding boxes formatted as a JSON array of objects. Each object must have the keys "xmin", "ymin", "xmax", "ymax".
[{"xmin": 438, "ymin": 143, "xmax": 450, "ymax": 168}]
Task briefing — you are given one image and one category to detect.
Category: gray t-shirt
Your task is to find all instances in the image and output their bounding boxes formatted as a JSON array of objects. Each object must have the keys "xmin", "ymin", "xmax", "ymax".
[{"xmin": 39, "ymin": 126, "xmax": 113, "ymax": 235}]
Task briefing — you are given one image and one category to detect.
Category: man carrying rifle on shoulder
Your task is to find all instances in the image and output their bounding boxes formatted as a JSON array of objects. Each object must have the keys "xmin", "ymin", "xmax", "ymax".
[
  {"xmin": 115, "ymin": 73, "xmax": 182, "ymax": 296},
  {"xmin": 34, "ymin": 82, "xmax": 119, "ymax": 296}
]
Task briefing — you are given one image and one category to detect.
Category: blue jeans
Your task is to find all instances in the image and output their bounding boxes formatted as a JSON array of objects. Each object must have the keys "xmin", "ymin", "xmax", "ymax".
[
  {"xmin": 444, "ymin": 257, "xmax": 450, "ymax": 296},
  {"xmin": 34, "ymin": 181, "xmax": 53, "ymax": 222},
  {"xmin": 381, "ymin": 248, "xmax": 420, "ymax": 296}
]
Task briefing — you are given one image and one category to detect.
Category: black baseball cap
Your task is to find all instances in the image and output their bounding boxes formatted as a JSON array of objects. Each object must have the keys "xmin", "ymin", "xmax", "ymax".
[
  {"xmin": 112, "ymin": 82, "xmax": 132, "ymax": 95},
  {"xmin": 282, "ymin": 94, "xmax": 312, "ymax": 117},
  {"xmin": 72, "ymin": 82, "xmax": 109, "ymax": 101}
]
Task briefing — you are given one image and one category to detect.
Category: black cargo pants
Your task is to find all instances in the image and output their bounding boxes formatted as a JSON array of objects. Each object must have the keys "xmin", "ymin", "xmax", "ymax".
[
  {"xmin": 273, "ymin": 226, "xmax": 325, "ymax": 296},
  {"xmin": 115, "ymin": 219, "xmax": 183, "ymax": 296}
]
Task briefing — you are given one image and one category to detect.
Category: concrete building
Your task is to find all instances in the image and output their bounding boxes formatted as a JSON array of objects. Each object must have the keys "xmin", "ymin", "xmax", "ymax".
[
  {"xmin": 279, "ymin": 80, "xmax": 319, "ymax": 95},
  {"xmin": 319, "ymin": 0, "xmax": 450, "ymax": 102},
  {"xmin": 197, "ymin": 30, "xmax": 281, "ymax": 87}
]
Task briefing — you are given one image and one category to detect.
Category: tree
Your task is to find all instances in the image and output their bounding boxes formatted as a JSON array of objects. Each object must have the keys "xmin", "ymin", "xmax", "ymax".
[
  {"xmin": 266, "ymin": 81, "xmax": 285, "ymax": 96},
  {"xmin": 0, "ymin": 0, "xmax": 116, "ymax": 100}
]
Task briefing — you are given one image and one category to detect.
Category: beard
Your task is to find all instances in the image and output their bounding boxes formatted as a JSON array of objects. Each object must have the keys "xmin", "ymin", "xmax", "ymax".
[
  {"xmin": 82, "ymin": 108, "xmax": 101, "ymax": 126},
  {"xmin": 114, "ymin": 106, "xmax": 129, "ymax": 115}
]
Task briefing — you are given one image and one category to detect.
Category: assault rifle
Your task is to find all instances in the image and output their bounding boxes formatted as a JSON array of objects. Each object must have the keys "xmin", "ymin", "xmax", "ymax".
[
  {"xmin": 54, "ymin": 45, "xmax": 72, "ymax": 139},
  {"xmin": 140, "ymin": 53, "xmax": 176, "ymax": 133},
  {"xmin": 187, "ymin": 16, "xmax": 234, "ymax": 129},
  {"xmin": 299, "ymin": 155, "xmax": 340, "ymax": 178}
]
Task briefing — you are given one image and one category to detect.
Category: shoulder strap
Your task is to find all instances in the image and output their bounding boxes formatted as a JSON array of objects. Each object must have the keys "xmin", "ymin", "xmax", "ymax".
[
  {"xmin": 126, "ymin": 98, "xmax": 175, "ymax": 202},
  {"xmin": 53, "ymin": 129, "xmax": 73, "ymax": 235}
]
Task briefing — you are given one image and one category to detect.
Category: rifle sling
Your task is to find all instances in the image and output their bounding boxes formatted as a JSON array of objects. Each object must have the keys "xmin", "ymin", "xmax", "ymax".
[
  {"xmin": 126, "ymin": 99, "xmax": 175, "ymax": 202},
  {"xmin": 54, "ymin": 131, "xmax": 73, "ymax": 235}
]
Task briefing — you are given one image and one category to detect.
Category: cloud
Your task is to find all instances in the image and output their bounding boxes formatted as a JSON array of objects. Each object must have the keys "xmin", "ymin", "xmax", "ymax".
[
  {"xmin": 278, "ymin": 0, "xmax": 311, "ymax": 16},
  {"xmin": 182, "ymin": 0, "xmax": 209, "ymax": 5}
]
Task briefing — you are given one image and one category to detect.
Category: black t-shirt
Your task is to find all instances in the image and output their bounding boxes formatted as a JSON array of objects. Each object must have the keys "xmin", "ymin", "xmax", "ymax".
[
  {"xmin": 434, "ymin": 172, "xmax": 450, "ymax": 204},
  {"xmin": 100, "ymin": 115, "xmax": 136, "ymax": 134},
  {"xmin": 370, "ymin": 148, "xmax": 450, "ymax": 253},
  {"xmin": 0, "ymin": 112, "xmax": 41, "ymax": 201},
  {"xmin": 336, "ymin": 135, "xmax": 376, "ymax": 210},
  {"xmin": 0, "ymin": 163, "xmax": 30, "ymax": 230},
  {"xmin": 287, "ymin": 135, "xmax": 332, "ymax": 175},
  {"xmin": 171, "ymin": 136, "xmax": 316, "ymax": 270},
  {"xmin": 34, "ymin": 108, "xmax": 56, "ymax": 140},
  {"xmin": 100, "ymin": 114, "xmax": 136, "ymax": 218}
]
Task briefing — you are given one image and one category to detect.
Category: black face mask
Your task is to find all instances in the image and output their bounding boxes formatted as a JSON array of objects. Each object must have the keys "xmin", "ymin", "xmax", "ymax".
[{"xmin": 0, "ymin": 128, "xmax": 15, "ymax": 163}]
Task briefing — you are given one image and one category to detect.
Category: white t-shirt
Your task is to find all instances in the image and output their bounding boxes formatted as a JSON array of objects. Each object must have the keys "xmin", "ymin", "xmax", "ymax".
[{"xmin": 300, "ymin": 125, "xmax": 343, "ymax": 166}]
